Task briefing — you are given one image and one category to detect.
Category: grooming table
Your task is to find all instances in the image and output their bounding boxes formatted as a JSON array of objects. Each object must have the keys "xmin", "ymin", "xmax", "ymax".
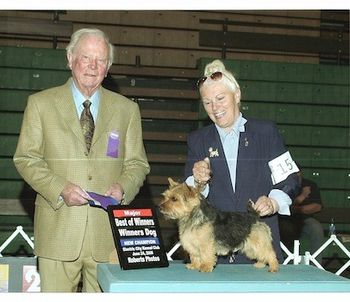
[{"xmin": 97, "ymin": 261, "xmax": 350, "ymax": 292}]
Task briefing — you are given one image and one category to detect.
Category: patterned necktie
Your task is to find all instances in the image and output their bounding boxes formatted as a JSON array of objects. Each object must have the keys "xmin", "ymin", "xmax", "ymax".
[{"xmin": 80, "ymin": 100, "xmax": 95, "ymax": 152}]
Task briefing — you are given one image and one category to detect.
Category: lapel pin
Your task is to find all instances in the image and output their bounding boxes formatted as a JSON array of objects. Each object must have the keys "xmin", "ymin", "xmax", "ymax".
[
  {"xmin": 244, "ymin": 137, "xmax": 249, "ymax": 147},
  {"xmin": 209, "ymin": 147, "xmax": 219, "ymax": 158}
]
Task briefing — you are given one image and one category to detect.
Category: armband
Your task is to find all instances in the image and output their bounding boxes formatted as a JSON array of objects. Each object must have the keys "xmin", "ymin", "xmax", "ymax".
[{"xmin": 268, "ymin": 151, "xmax": 299, "ymax": 185}]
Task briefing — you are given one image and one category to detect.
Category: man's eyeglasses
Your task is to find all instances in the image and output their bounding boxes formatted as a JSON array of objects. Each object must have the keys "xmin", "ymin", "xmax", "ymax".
[{"xmin": 196, "ymin": 71, "xmax": 223, "ymax": 88}]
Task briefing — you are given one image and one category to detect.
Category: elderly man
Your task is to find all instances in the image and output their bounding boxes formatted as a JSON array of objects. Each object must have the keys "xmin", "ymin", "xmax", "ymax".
[{"xmin": 13, "ymin": 28, "xmax": 150, "ymax": 292}]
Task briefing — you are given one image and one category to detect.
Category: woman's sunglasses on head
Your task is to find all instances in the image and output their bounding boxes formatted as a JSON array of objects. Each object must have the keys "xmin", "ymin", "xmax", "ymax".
[{"xmin": 196, "ymin": 71, "xmax": 223, "ymax": 88}]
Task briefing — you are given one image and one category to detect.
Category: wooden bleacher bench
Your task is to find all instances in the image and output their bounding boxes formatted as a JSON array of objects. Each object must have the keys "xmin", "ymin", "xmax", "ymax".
[
  {"xmin": 147, "ymin": 153, "xmax": 186, "ymax": 164},
  {"xmin": 141, "ymin": 109, "xmax": 198, "ymax": 121},
  {"xmin": 109, "ymin": 65, "xmax": 199, "ymax": 79},
  {"xmin": 143, "ymin": 131, "xmax": 188, "ymax": 142},
  {"xmin": 119, "ymin": 86, "xmax": 198, "ymax": 100},
  {"xmin": 315, "ymin": 207, "xmax": 350, "ymax": 225},
  {"xmin": 146, "ymin": 175, "xmax": 183, "ymax": 186},
  {"xmin": 0, "ymin": 16, "xmax": 72, "ymax": 38}
]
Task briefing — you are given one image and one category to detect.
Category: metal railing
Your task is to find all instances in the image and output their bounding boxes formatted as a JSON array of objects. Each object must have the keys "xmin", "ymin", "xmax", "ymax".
[
  {"xmin": 282, "ymin": 234, "xmax": 350, "ymax": 276},
  {"xmin": 1, "ymin": 226, "xmax": 349, "ymax": 276},
  {"xmin": 0, "ymin": 226, "xmax": 34, "ymax": 257}
]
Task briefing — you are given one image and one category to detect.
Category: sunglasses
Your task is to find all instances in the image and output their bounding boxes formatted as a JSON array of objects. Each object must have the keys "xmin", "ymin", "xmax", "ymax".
[{"xmin": 196, "ymin": 71, "xmax": 223, "ymax": 88}]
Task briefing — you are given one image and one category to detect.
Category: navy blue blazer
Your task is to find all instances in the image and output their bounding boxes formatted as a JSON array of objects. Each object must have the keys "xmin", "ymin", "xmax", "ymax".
[{"xmin": 184, "ymin": 117, "xmax": 300, "ymax": 263}]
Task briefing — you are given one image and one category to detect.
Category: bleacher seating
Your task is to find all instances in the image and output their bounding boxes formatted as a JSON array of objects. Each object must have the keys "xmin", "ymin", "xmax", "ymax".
[{"xmin": 0, "ymin": 46, "xmax": 349, "ymax": 267}]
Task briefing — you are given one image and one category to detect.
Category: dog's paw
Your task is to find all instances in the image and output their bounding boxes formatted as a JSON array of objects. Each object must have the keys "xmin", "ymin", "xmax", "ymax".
[
  {"xmin": 199, "ymin": 263, "xmax": 214, "ymax": 273},
  {"xmin": 268, "ymin": 261, "xmax": 279, "ymax": 273},
  {"xmin": 254, "ymin": 261, "xmax": 266, "ymax": 269},
  {"xmin": 268, "ymin": 266, "xmax": 279, "ymax": 273},
  {"xmin": 186, "ymin": 263, "xmax": 198, "ymax": 270}
]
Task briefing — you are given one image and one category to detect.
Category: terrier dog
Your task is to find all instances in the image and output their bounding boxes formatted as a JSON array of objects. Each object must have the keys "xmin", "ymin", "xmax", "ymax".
[{"xmin": 159, "ymin": 178, "xmax": 279, "ymax": 273}]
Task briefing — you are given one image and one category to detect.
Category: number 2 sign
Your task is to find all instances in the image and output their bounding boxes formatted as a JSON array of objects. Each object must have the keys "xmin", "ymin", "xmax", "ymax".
[{"xmin": 22, "ymin": 265, "xmax": 40, "ymax": 292}]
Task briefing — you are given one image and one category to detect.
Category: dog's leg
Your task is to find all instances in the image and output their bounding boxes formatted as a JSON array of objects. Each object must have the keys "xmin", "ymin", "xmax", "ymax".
[
  {"xmin": 253, "ymin": 245, "xmax": 279, "ymax": 273},
  {"xmin": 183, "ymin": 243, "xmax": 216, "ymax": 272},
  {"xmin": 196, "ymin": 225, "xmax": 217, "ymax": 272},
  {"xmin": 197, "ymin": 236, "xmax": 216, "ymax": 272},
  {"xmin": 241, "ymin": 222, "xmax": 279, "ymax": 273},
  {"xmin": 191, "ymin": 230, "xmax": 217, "ymax": 273},
  {"xmin": 183, "ymin": 226, "xmax": 217, "ymax": 272},
  {"xmin": 254, "ymin": 261, "xmax": 266, "ymax": 269},
  {"xmin": 256, "ymin": 225, "xmax": 279, "ymax": 273},
  {"xmin": 265, "ymin": 253, "xmax": 279, "ymax": 273},
  {"xmin": 186, "ymin": 253, "xmax": 202, "ymax": 271},
  {"xmin": 181, "ymin": 238, "xmax": 203, "ymax": 271},
  {"xmin": 199, "ymin": 253, "xmax": 216, "ymax": 272}
]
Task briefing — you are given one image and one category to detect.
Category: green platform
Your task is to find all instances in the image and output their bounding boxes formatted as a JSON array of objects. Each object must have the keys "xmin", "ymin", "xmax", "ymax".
[{"xmin": 97, "ymin": 261, "xmax": 350, "ymax": 293}]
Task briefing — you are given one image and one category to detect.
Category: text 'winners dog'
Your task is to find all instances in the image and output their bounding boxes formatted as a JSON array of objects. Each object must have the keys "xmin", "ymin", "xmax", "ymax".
[{"xmin": 159, "ymin": 178, "xmax": 279, "ymax": 273}]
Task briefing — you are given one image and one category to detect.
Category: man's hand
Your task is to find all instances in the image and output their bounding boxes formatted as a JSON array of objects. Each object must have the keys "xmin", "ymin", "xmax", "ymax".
[
  {"xmin": 105, "ymin": 183, "xmax": 124, "ymax": 202},
  {"xmin": 294, "ymin": 186, "xmax": 311, "ymax": 205},
  {"xmin": 61, "ymin": 182, "xmax": 90, "ymax": 206}
]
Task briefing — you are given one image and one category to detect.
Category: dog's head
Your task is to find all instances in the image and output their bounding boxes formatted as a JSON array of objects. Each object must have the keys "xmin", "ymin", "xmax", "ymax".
[{"xmin": 158, "ymin": 178, "xmax": 201, "ymax": 220}]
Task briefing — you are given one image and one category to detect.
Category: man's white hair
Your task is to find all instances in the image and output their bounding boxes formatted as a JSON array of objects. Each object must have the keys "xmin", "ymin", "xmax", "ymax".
[{"xmin": 66, "ymin": 28, "xmax": 114, "ymax": 68}]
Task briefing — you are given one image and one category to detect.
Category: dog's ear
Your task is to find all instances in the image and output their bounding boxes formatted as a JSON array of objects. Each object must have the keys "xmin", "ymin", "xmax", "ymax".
[
  {"xmin": 184, "ymin": 183, "xmax": 200, "ymax": 198},
  {"xmin": 168, "ymin": 177, "xmax": 179, "ymax": 188}
]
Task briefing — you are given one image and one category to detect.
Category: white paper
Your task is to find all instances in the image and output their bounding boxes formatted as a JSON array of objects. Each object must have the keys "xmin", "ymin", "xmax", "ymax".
[{"xmin": 268, "ymin": 151, "xmax": 299, "ymax": 185}]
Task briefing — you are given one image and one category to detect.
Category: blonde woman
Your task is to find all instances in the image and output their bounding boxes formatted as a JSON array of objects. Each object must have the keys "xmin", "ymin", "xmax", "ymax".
[{"xmin": 185, "ymin": 59, "xmax": 300, "ymax": 264}]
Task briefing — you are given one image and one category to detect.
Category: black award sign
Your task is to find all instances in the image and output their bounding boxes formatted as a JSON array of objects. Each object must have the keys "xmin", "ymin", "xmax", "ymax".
[{"xmin": 107, "ymin": 204, "xmax": 169, "ymax": 270}]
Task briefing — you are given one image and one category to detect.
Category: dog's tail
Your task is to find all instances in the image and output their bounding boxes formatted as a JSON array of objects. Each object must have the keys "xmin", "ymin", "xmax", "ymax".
[{"xmin": 247, "ymin": 199, "xmax": 260, "ymax": 218}]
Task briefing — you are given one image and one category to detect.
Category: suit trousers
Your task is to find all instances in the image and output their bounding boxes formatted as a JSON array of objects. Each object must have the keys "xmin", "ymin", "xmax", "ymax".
[{"xmin": 38, "ymin": 222, "xmax": 102, "ymax": 292}]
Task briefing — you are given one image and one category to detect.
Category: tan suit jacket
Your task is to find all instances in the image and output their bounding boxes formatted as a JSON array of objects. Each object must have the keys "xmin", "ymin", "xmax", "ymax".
[{"xmin": 13, "ymin": 78, "xmax": 150, "ymax": 261}]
